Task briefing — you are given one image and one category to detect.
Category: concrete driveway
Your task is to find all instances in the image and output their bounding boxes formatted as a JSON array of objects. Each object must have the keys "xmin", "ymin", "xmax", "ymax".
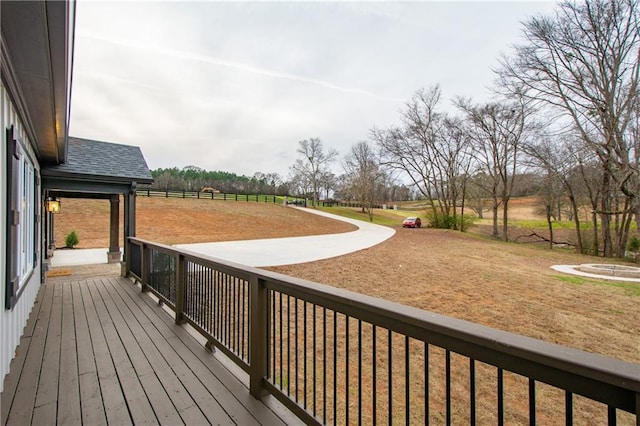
[
  {"xmin": 52, "ymin": 207, "xmax": 396, "ymax": 268},
  {"xmin": 176, "ymin": 207, "xmax": 395, "ymax": 267}
]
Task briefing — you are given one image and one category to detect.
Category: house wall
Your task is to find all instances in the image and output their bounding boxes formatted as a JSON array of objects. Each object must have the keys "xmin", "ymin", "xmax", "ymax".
[{"xmin": 0, "ymin": 81, "xmax": 43, "ymax": 393}]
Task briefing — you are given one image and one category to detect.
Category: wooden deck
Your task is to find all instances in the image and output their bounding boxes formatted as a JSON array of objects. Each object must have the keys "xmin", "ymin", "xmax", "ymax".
[{"xmin": 1, "ymin": 272, "xmax": 297, "ymax": 425}]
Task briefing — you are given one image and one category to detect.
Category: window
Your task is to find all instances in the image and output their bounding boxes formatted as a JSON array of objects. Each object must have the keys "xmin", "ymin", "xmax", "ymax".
[
  {"xmin": 20, "ymin": 154, "xmax": 35, "ymax": 276},
  {"xmin": 5, "ymin": 126, "xmax": 38, "ymax": 309}
]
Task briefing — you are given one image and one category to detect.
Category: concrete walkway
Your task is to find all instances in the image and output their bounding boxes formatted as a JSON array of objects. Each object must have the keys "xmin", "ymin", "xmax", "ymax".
[
  {"xmin": 551, "ymin": 264, "xmax": 640, "ymax": 282},
  {"xmin": 51, "ymin": 207, "xmax": 396, "ymax": 268},
  {"xmin": 50, "ymin": 248, "xmax": 120, "ymax": 267}
]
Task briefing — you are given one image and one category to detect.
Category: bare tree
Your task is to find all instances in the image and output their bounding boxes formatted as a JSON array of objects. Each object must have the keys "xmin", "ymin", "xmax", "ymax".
[
  {"xmin": 287, "ymin": 169, "xmax": 312, "ymax": 199},
  {"xmin": 456, "ymin": 98, "xmax": 530, "ymax": 241},
  {"xmin": 441, "ymin": 117, "xmax": 474, "ymax": 230},
  {"xmin": 525, "ymin": 136, "xmax": 595, "ymax": 252},
  {"xmin": 290, "ymin": 138, "xmax": 338, "ymax": 207},
  {"xmin": 575, "ymin": 153, "xmax": 605, "ymax": 254},
  {"xmin": 265, "ymin": 173, "xmax": 283, "ymax": 195},
  {"xmin": 466, "ymin": 172, "xmax": 494, "ymax": 219},
  {"xmin": 319, "ymin": 171, "xmax": 338, "ymax": 201},
  {"xmin": 373, "ymin": 86, "xmax": 473, "ymax": 229},
  {"xmin": 343, "ymin": 141, "xmax": 383, "ymax": 221},
  {"xmin": 498, "ymin": 0, "xmax": 640, "ymax": 256}
]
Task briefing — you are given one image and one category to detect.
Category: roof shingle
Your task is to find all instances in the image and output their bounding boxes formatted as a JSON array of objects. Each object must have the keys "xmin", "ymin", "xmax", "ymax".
[{"xmin": 43, "ymin": 137, "xmax": 153, "ymax": 183}]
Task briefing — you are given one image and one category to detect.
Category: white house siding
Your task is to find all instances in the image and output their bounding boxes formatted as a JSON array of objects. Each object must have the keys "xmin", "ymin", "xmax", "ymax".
[{"xmin": 0, "ymin": 82, "xmax": 43, "ymax": 393}]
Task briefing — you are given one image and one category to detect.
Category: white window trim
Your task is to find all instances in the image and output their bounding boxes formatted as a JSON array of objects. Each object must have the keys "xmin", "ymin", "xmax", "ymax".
[
  {"xmin": 5, "ymin": 125, "xmax": 39, "ymax": 309},
  {"xmin": 18, "ymin": 153, "xmax": 35, "ymax": 284}
]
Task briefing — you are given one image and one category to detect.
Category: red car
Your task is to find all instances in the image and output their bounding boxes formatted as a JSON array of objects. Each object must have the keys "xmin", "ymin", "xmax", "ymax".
[{"xmin": 402, "ymin": 217, "xmax": 422, "ymax": 228}]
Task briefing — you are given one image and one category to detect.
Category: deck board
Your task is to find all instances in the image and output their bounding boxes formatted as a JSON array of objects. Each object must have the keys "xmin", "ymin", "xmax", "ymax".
[
  {"xmin": 87, "ymin": 279, "xmax": 160, "ymax": 425},
  {"xmin": 79, "ymin": 279, "xmax": 130, "ymax": 425},
  {"xmin": 35, "ymin": 283, "xmax": 62, "ymax": 409},
  {"xmin": 108, "ymin": 276, "xmax": 238, "ymax": 424},
  {"xmin": 71, "ymin": 281, "xmax": 107, "ymax": 426},
  {"xmin": 98, "ymin": 277, "xmax": 209, "ymax": 424},
  {"xmin": 57, "ymin": 282, "xmax": 81, "ymax": 425},
  {"xmin": 1, "ymin": 272, "xmax": 294, "ymax": 425},
  {"xmin": 1, "ymin": 280, "xmax": 46, "ymax": 426},
  {"xmin": 6, "ymin": 282, "xmax": 55, "ymax": 425},
  {"xmin": 98, "ymin": 280, "xmax": 183, "ymax": 425},
  {"xmin": 120, "ymin": 280, "xmax": 286, "ymax": 425}
]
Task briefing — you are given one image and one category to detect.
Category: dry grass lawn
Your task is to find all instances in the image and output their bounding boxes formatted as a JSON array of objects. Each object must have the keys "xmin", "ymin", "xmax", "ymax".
[
  {"xmin": 269, "ymin": 227, "xmax": 640, "ymax": 364},
  {"xmin": 55, "ymin": 196, "xmax": 639, "ymax": 363},
  {"xmin": 53, "ymin": 195, "xmax": 639, "ymax": 423},
  {"xmin": 54, "ymin": 197, "xmax": 356, "ymax": 247}
]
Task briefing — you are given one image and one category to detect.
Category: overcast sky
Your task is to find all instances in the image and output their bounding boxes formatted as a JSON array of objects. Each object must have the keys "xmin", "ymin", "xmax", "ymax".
[{"xmin": 69, "ymin": 1, "xmax": 557, "ymax": 178}]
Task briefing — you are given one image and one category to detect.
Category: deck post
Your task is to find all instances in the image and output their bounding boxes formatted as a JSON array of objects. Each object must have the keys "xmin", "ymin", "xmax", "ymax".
[
  {"xmin": 249, "ymin": 276, "xmax": 268, "ymax": 398},
  {"xmin": 108, "ymin": 195, "xmax": 120, "ymax": 263},
  {"xmin": 175, "ymin": 254, "xmax": 186, "ymax": 324},
  {"xmin": 124, "ymin": 237, "xmax": 131, "ymax": 277},
  {"xmin": 123, "ymin": 183, "xmax": 137, "ymax": 267},
  {"xmin": 141, "ymin": 243, "xmax": 149, "ymax": 292}
]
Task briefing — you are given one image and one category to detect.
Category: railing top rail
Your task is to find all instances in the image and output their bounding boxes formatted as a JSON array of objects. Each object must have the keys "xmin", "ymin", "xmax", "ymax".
[
  {"xmin": 128, "ymin": 237, "xmax": 255, "ymax": 280},
  {"xmin": 127, "ymin": 236, "xmax": 640, "ymax": 405},
  {"xmin": 255, "ymin": 266, "xmax": 640, "ymax": 392}
]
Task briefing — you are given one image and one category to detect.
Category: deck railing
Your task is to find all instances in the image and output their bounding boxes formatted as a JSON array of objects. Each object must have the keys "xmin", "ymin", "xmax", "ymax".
[{"xmin": 126, "ymin": 237, "xmax": 640, "ymax": 425}]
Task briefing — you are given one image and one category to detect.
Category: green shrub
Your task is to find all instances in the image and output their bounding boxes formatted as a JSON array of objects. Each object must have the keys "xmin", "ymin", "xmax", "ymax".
[
  {"xmin": 424, "ymin": 210, "xmax": 476, "ymax": 231},
  {"xmin": 65, "ymin": 230, "xmax": 79, "ymax": 248},
  {"xmin": 627, "ymin": 236, "xmax": 640, "ymax": 252},
  {"xmin": 424, "ymin": 210, "xmax": 453, "ymax": 229},
  {"xmin": 458, "ymin": 214, "xmax": 477, "ymax": 232}
]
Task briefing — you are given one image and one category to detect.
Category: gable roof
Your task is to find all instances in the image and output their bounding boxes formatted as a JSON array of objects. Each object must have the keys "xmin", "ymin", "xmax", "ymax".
[{"xmin": 42, "ymin": 137, "xmax": 153, "ymax": 184}]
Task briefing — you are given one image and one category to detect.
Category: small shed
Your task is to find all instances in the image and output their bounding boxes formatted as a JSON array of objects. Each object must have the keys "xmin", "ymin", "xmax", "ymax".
[{"xmin": 41, "ymin": 137, "xmax": 153, "ymax": 265}]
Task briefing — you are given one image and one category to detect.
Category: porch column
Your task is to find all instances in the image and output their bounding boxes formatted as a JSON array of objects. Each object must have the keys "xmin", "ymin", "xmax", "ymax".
[
  {"xmin": 46, "ymin": 210, "xmax": 55, "ymax": 257},
  {"xmin": 124, "ymin": 185, "xmax": 136, "ymax": 239},
  {"xmin": 122, "ymin": 184, "xmax": 137, "ymax": 277},
  {"xmin": 107, "ymin": 195, "xmax": 120, "ymax": 263}
]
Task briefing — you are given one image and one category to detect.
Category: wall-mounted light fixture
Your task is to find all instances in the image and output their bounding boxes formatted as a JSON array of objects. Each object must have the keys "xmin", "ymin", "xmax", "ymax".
[{"xmin": 46, "ymin": 198, "xmax": 61, "ymax": 214}]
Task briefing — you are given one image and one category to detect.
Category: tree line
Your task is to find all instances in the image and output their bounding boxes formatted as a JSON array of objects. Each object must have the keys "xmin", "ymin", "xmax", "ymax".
[
  {"xmin": 146, "ymin": 162, "xmax": 414, "ymax": 208},
  {"xmin": 148, "ymin": 167, "xmax": 288, "ymax": 195}
]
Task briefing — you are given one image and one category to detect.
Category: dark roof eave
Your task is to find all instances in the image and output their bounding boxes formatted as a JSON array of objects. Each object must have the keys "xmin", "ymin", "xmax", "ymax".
[
  {"xmin": 41, "ymin": 169, "xmax": 154, "ymax": 186},
  {"xmin": 0, "ymin": 1, "xmax": 73, "ymax": 164}
]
